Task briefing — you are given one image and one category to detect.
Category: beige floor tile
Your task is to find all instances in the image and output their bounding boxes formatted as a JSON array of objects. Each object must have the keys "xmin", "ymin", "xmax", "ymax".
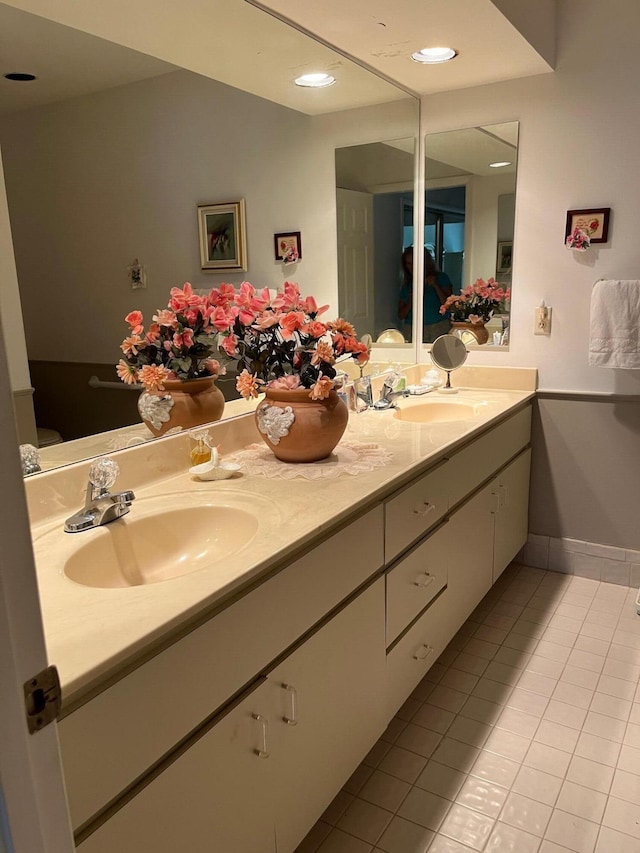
[
  {"xmin": 337, "ymin": 799, "xmax": 394, "ymax": 845},
  {"xmin": 317, "ymin": 828, "xmax": 374, "ymax": 853},
  {"xmin": 511, "ymin": 766, "xmax": 563, "ymax": 807},
  {"xmin": 397, "ymin": 788, "xmax": 450, "ymax": 832},
  {"xmin": 414, "ymin": 761, "xmax": 466, "ymax": 800},
  {"xmin": 555, "ymin": 781, "xmax": 606, "ymax": 823},
  {"xmin": 454, "ymin": 775, "xmax": 508, "ymax": 818},
  {"xmin": 358, "ymin": 771, "xmax": 412, "ymax": 813},
  {"xmin": 438, "ymin": 803, "xmax": 495, "ymax": 851},
  {"xmin": 500, "ymin": 791, "xmax": 552, "ymax": 836},
  {"xmin": 544, "ymin": 810, "xmax": 599, "ymax": 853},
  {"xmin": 485, "ymin": 821, "xmax": 541, "ymax": 853},
  {"xmin": 375, "ymin": 816, "xmax": 434, "ymax": 853},
  {"xmin": 377, "ymin": 747, "xmax": 428, "ymax": 785}
]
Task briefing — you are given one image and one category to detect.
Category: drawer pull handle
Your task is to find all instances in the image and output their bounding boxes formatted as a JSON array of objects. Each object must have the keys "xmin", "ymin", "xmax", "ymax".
[
  {"xmin": 413, "ymin": 501, "xmax": 436, "ymax": 517},
  {"xmin": 499, "ymin": 484, "xmax": 509, "ymax": 507},
  {"xmin": 413, "ymin": 644, "xmax": 434, "ymax": 661},
  {"xmin": 282, "ymin": 683, "xmax": 298, "ymax": 726},
  {"xmin": 414, "ymin": 572, "xmax": 435, "ymax": 589},
  {"xmin": 252, "ymin": 713, "xmax": 270, "ymax": 758}
]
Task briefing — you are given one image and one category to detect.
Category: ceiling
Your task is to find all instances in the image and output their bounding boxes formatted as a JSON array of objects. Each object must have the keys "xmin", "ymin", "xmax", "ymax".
[{"xmin": 0, "ymin": 0, "xmax": 555, "ymax": 117}]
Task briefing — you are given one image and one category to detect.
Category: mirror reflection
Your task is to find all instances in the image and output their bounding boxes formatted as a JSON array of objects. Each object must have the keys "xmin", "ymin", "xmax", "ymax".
[
  {"xmin": 423, "ymin": 122, "xmax": 518, "ymax": 346},
  {"xmin": 335, "ymin": 138, "xmax": 415, "ymax": 345},
  {"xmin": 0, "ymin": 4, "xmax": 417, "ymax": 473}
]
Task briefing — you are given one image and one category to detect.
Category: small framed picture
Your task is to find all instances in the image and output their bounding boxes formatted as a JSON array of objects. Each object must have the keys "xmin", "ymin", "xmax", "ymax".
[
  {"xmin": 565, "ymin": 208, "xmax": 611, "ymax": 244},
  {"xmin": 197, "ymin": 200, "xmax": 247, "ymax": 272},
  {"xmin": 497, "ymin": 241, "xmax": 513, "ymax": 273},
  {"xmin": 274, "ymin": 231, "xmax": 302, "ymax": 262}
]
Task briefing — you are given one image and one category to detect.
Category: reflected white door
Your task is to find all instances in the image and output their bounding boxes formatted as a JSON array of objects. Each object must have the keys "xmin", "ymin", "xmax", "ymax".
[
  {"xmin": 336, "ymin": 188, "xmax": 374, "ymax": 335},
  {"xmin": 0, "ymin": 152, "xmax": 73, "ymax": 851}
]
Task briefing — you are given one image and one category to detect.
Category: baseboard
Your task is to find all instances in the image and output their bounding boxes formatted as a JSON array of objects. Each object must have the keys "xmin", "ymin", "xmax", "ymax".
[{"xmin": 518, "ymin": 533, "xmax": 640, "ymax": 587}]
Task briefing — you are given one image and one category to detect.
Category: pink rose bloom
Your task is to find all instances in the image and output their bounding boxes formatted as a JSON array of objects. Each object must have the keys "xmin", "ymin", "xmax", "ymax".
[
  {"xmin": 280, "ymin": 311, "xmax": 305, "ymax": 340},
  {"xmin": 301, "ymin": 320, "xmax": 327, "ymax": 339},
  {"xmin": 173, "ymin": 328, "xmax": 194, "ymax": 349},
  {"xmin": 300, "ymin": 295, "xmax": 329, "ymax": 316},
  {"xmin": 253, "ymin": 311, "xmax": 282, "ymax": 330},
  {"xmin": 272, "ymin": 281, "xmax": 301, "ymax": 311},
  {"xmin": 125, "ymin": 310, "xmax": 144, "ymax": 335},
  {"xmin": 269, "ymin": 375, "xmax": 301, "ymax": 390},
  {"xmin": 145, "ymin": 322, "xmax": 161, "ymax": 344},
  {"xmin": 203, "ymin": 358, "xmax": 224, "ymax": 376},
  {"xmin": 169, "ymin": 282, "xmax": 201, "ymax": 312},
  {"xmin": 309, "ymin": 375, "xmax": 335, "ymax": 401},
  {"xmin": 207, "ymin": 283, "xmax": 235, "ymax": 307},
  {"xmin": 221, "ymin": 333, "xmax": 238, "ymax": 357},
  {"xmin": 210, "ymin": 305, "xmax": 235, "ymax": 331},
  {"xmin": 154, "ymin": 309, "xmax": 176, "ymax": 327}
]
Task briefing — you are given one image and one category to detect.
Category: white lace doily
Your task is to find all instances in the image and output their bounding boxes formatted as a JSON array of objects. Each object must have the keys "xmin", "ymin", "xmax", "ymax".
[{"xmin": 228, "ymin": 441, "xmax": 392, "ymax": 480}]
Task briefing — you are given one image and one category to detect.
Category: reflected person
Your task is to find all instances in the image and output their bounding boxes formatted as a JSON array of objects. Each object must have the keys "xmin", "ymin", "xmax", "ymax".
[{"xmin": 398, "ymin": 247, "xmax": 452, "ymax": 343}]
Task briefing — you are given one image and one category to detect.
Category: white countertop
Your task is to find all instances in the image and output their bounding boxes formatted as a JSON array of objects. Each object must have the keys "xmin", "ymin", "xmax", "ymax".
[{"xmin": 27, "ymin": 371, "xmax": 535, "ymax": 708}]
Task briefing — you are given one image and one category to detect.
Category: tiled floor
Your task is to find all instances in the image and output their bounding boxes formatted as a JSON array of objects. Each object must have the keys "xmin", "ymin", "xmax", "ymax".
[{"xmin": 296, "ymin": 564, "xmax": 640, "ymax": 853}]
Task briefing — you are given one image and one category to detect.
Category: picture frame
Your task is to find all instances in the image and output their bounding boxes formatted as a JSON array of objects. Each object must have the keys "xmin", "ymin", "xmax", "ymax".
[
  {"xmin": 565, "ymin": 207, "xmax": 610, "ymax": 244},
  {"xmin": 197, "ymin": 200, "xmax": 247, "ymax": 272},
  {"xmin": 274, "ymin": 231, "xmax": 302, "ymax": 261},
  {"xmin": 496, "ymin": 241, "xmax": 513, "ymax": 273}
]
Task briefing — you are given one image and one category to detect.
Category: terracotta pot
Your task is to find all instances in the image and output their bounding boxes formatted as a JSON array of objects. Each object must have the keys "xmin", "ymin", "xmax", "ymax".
[
  {"xmin": 449, "ymin": 321, "xmax": 490, "ymax": 346},
  {"xmin": 255, "ymin": 387, "xmax": 349, "ymax": 463},
  {"xmin": 138, "ymin": 376, "xmax": 225, "ymax": 437}
]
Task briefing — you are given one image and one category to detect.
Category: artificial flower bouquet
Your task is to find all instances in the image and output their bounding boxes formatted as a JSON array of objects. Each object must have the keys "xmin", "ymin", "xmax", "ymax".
[
  {"xmin": 214, "ymin": 280, "xmax": 370, "ymax": 401},
  {"xmin": 565, "ymin": 223, "xmax": 597, "ymax": 252},
  {"xmin": 439, "ymin": 278, "xmax": 510, "ymax": 324},
  {"xmin": 116, "ymin": 282, "xmax": 224, "ymax": 391}
]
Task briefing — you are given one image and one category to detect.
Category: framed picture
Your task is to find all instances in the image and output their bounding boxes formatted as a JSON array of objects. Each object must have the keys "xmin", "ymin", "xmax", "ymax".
[
  {"xmin": 497, "ymin": 241, "xmax": 513, "ymax": 273},
  {"xmin": 274, "ymin": 231, "xmax": 302, "ymax": 261},
  {"xmin": 565, "ymin": 207, "xmax": 611, "ymax": 243},
  {"xmin": 197, "ymin": 200, "xmax": 247, "ymax": 272}
]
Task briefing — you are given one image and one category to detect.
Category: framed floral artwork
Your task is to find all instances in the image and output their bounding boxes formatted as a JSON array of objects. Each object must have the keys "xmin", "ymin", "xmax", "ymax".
[
  {"xmin": 496, "ymin": 241, "xmax": 512, "ymax": 273},
  {"xmin": 197, "ymin": 200, "xmax": 247, "ymax": 271},
  {"xmin": 565, "ymin": 207, "xmax": 610, "ymax": 244},
  {"xmin": 274, "ymin": 231, "xmax": 302, "ymax": 263}
]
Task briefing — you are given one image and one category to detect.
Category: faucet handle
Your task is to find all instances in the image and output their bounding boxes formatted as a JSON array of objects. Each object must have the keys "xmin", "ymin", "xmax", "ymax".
[{"xmin": 88, "ymin": 457, "xmax": 119, "ymax": 493}]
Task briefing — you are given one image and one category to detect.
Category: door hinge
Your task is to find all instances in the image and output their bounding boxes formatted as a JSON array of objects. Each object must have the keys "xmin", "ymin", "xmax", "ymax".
[{"xmin": 23, "ymin": 665, "xmax": 62, "ymax": 733}]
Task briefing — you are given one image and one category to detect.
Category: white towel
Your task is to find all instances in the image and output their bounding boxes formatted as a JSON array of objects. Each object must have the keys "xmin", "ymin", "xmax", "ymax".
[{"xmin": 589, "ymin": 279, "xmax": 640, "ymax": 368}]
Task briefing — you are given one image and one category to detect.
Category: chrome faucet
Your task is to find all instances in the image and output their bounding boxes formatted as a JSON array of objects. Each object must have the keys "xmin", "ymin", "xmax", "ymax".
[
  {"xmin": 64, "ymin": 458, "xmax": 135, "ymax": 533},
  {"xmin": 373, "ymin": 372, "xmax": 408, "ymax": 410}
]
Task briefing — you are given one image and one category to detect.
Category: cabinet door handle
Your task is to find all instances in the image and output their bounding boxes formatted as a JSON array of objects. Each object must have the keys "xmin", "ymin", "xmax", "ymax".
[
  {"xmin": 252, "ymin": 713, "xmax": 270, "ymax": 758},
  {"xmin": 281, "ymin": 683, "xmax": 298, "ymax": 726},
  {"xmin": 413, "ymin": 572, "xmax": 435, "ymax": 589},
  {"xmin": 413, "ymin": 501, "xmax": 436, "ymax": 517},
  {"xmin": 490, "ymin": 492, "xmax": 500, "ymax": 515},
  {"xmin": 412, "ymin": 644, "xmax": 434, "ymax": 661},
  {"xmin": 499, "ymin": 484, "xmax": 509, "ymax": 507}
]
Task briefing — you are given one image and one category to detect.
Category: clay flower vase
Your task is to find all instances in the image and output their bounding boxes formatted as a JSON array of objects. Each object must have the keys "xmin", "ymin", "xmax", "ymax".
[
  {"xmin": 138, "ymin": 376, "xmax": 225, "ymax": 437},
  {"xmin": 450, "ymin": 321, "xmax": 490, "ymax": 346},
  {"xmin": 255, "ymin": 387, "xmax": 348, "ymax": 463}
]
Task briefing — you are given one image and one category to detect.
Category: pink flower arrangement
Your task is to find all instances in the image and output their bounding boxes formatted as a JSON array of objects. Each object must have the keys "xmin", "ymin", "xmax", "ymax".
[
  {"xmin": 565, "ymin": 226, "xmax": 591, "ymax": 252},
  {"xmin": 117, "ymin": 282, "xmax": 224, "ymax": 391},
  {"xmin": 439, "ymin": 278, "xmax": 510, "ymax": 323},
  {"xmin": 213, "ymin": 281, "xmax": 370, "ymax": 401}
]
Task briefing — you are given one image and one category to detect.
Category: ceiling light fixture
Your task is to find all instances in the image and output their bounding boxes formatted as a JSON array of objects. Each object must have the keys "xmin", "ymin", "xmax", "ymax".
[
  {"xmin": 4, "ymin": 72, "xmax": 37, "ymax": 81},
  {"xmin": 411, "ymin": 47, "xmax": 457, "ymax": 64},
  {"xmin": 294, "ymin": 73, "xmax": 335, "ymax": 88},
  {"xmin": 489, "ymin": 161, "xmax": 512, "ymax": 168}
]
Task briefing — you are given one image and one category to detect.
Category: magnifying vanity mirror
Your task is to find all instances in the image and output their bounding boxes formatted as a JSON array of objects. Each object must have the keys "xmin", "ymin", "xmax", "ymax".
[
  {"xmin": 423, "ymin": 122, "xmax": 519, "ymax": 347},
  {"xmin": 0, "ymin": 2, "xmax": 418, "ymax": 473},
  {"xmin": 430, "ymin": 335, "xmax": 468, "ymax": 393}
]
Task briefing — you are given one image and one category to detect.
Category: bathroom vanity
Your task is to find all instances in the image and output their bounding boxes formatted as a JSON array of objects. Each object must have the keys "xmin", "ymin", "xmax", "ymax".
[{"xmin": 25, "ymin": 368, "xmax": 535, "ymax": 851}]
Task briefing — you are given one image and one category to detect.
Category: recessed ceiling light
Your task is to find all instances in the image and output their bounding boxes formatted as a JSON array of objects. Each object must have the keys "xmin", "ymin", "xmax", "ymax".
[
  {"xmin": 4, "ymin": 72, "xmax": 37, "ymax": 82},
  {"xmin": 411, "ymin": 47, "xmax": 457, "ymax": 64},
  {"xmin": 489, "ymin": 161, "xmax": 512, "ymax": 168},
  {"xmin": 294, "ymin": 73, "xmax": 335, "ymax": 88}
]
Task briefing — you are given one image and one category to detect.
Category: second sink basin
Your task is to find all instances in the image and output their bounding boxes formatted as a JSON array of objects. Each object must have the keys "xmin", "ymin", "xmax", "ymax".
[
  {"xmin": 63, "ymin": 503, "xmax": 259, "ymax": 589},
  {"xmin": 394, "ymin": 400, "xmax": 478, "ymax": 423}
]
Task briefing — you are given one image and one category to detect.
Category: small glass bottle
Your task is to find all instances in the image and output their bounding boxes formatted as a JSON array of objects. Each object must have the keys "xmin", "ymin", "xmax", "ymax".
[{"xmin": 190, "ymin": 432, "xmax": 212, "ymax": 466}]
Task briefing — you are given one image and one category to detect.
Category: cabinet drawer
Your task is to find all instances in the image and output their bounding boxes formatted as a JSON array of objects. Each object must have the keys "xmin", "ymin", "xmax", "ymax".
[
  {"xmin": 59, "ymin": 505, "xmax": 384, "ymax": 831},
  {"xmin": 386, "ymin": 523, "xmax": 448, "ymax": 646},
  {"xmin": 386, "ymin": 588, "xmax": 452, "ymax": 719},
  {"xmin": 447, "ymin": 405, "xmax": 531, "ymax": 508},
  {"xmin": 385, "ymin": 458, "xmax": 449, "ymax": 562}
]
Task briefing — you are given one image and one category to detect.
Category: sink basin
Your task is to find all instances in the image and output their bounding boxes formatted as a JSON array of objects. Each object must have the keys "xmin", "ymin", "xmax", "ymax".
[
  {"xmin": 394, "ymin": 400, "xmax": 477, "ymax": 424},
  {"xmin": 63, "ymin": 504, "xmax": 259, "ymax": 588}
]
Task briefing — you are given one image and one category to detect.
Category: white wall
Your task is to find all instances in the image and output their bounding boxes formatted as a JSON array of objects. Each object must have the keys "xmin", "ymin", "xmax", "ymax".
[{"xmin": 421, "ymin": 0, "xmax": 640, "ymax": 394}]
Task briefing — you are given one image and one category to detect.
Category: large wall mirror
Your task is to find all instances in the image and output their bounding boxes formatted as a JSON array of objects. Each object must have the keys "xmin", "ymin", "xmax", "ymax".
[
  {"xmin": 423, "ymin": 122, "xmax": 518, "ymax": 346},
  {"xmin": 0, "ymin": 2, "xmax": 418, "ymax": 473}
]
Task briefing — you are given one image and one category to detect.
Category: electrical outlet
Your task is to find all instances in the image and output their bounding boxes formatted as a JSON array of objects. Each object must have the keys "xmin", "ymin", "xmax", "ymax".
[{"xmin": 534, "ymin": 306, "xmax": 552, "ymax": 335}]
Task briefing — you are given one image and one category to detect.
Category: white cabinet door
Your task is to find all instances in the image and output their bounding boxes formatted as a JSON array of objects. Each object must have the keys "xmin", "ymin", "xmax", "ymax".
[
  {"xmin": 446, "ymin": 484, "xmax": 494, "ymax": 633},
  {"xmin": 78, "ymin": 679, "xmax": 276, "ymax": 853},
  {"xmin": 266, "ymin": 579, "xmax": 387, "ymax": 853},
  {"xmin": 492, "ymin": 449, "xmax": 531, "ymax": 581}
]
